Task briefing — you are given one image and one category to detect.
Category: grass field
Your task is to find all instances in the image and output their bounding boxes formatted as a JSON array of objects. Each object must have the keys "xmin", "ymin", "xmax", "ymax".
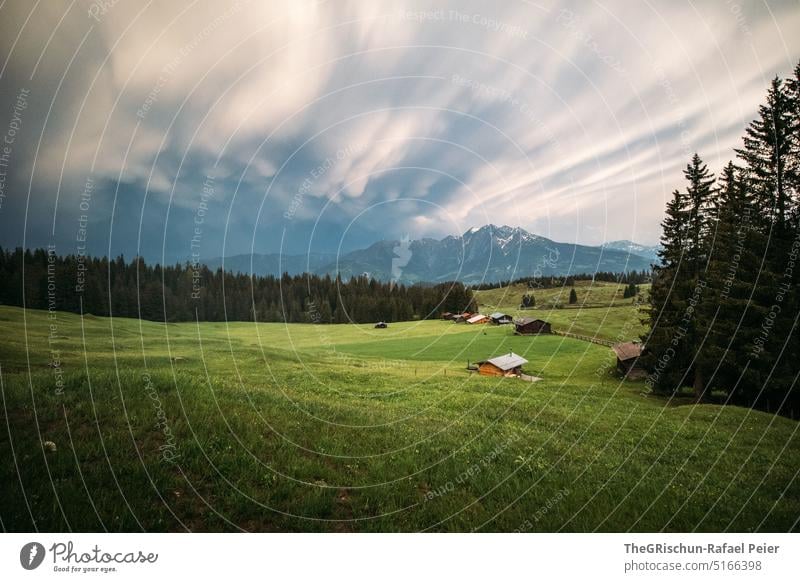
[
  {"xmin": 1, "ymin": 305, "xmax": 798, "ymax": 532},
  {"xmin": 474, "ymin": 280, "xmax": 649, "ymax": 342}
]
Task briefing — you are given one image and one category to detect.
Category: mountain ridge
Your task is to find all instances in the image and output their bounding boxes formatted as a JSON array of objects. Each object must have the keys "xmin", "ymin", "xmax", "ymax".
[
  {"xmin": 206, "ymin": 225, "xmax": 656, "ymax": 283},
  {"xmin": 601, "ymin": 239, "xmax": 661, "ymax": 261}
]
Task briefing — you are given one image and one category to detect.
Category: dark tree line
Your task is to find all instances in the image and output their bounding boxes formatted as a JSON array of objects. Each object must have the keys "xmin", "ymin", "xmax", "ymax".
[
  {"xmin": 472, "ymin": 270, "xmax": 651, "ymax": 291},
  {"xmin": 644, "ymin": 62, "xmax": 800, "ymax": 416},
  {"xmin": 0, "ymin": 247, "xmax": 474, "ymax": 324}
]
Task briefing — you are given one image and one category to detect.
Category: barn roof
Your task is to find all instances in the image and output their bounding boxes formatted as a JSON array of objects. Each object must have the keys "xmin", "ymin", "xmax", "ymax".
[
  {"xmin": 489, "ymin": 312, "xmax": 509, "ymax": 319},
  {"xmin": 467, "ymin": 314, "xmax": 489, "ymax": 323},
  {"xmin": 482, "ymin": 352, "xmax": 529, "ymax": 371},
  {"xmin": 516, "ymin": 317, "xmax": 547, "ymax": 325},
  {"xmin": 612, "ymin": 342, "xmax": 643, "ymax": 361}
]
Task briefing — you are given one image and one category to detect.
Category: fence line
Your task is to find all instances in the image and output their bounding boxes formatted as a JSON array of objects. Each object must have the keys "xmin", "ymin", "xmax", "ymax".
[{"xmin": 552, "ymin": 329, "xmax": 615, "ymax": 347}]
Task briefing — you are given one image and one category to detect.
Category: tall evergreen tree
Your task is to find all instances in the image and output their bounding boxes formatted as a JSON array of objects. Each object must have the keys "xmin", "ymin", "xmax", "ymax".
[
  {"xmin": 682, "ymin": 154, "xmax": 715, "ymax": 399},
  {"xmin": 736, "ymin": 76, "xmax": 795, "ymax": 227},
  {"xmin": 642, "ymin": 188, "xmax": 692, "ymax": 395},
  {"xmin": 783, "ymin": 62, "xmax": 800, "ymax": 416},
  {"xmin": 786, "ymin": 62, "xmax": 800, "ymax": 217},
  {"xmin": 736, "ymin": 75, "xmax": 799, "ymax": 413},
  {"xmin": 684, "ymin": 153, "xmax": 716, "ymax": 272}
]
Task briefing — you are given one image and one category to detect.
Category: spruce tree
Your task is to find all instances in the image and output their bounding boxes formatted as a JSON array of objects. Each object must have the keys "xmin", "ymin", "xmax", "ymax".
[
  {"xmin": 786, "ymin": 62, "xmax": 800, "ymax": 216},
  {"xmin": 643, "ymin": 189, "xmax": 692, "ymax": 395},
  {"xmin": 736, "ymin": 76, "xmax": 795, "ymax": 227},
  {"xmin": 684, "ymin": 153, "xmax": 716, "ymax": 271},
  {"xmin": 680, "ymin": 154, "xmax": 716, "ymax": 399},
  {"xmin": 783, "ymin": 62, "xmax": 800, "ymax": 416}
]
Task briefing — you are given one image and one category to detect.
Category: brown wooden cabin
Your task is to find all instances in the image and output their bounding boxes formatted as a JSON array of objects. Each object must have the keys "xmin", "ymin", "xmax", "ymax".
[
  {"xmin": 467, "ymin": 314, "xmax": 490, "ymax": 324},
  {"xmin": 441, "ymin": 311, "xmax": 454, "ymax": 320},
  {"xmin": 514, "ymin": 317, "xmax": 551, "ymax": 335},
  {"xmin": 612, "ymin": 342, "xmax": 645, "ymax": 378},
  {"xmin": 476, "ymin": 352, "xmax": 529, "ymax": 377},
  {"xmin": 453, "ymin": 312, "xmax": 474, "ymax": 323}
]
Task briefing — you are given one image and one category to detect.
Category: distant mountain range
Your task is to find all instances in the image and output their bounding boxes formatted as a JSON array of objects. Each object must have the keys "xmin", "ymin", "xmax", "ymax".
[
  {"xmin": 601, "ymin": 240, "xmax": 661, "ymax": 262},
  {"xmin": 206, "ymin": 225, "xmax": 657, "ymax": 284}
]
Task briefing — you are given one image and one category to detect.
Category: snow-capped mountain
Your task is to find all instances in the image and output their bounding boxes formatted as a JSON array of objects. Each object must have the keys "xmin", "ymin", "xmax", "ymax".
[
  {"xmin": 315, "ymin": 225, "xmax": 653, "ymax": 284},
  {"xmin": 209, "ymin": 225, "xmax": 655, "ymax": 283},
  {"xmin": 601, "ymin": 240, "xmax": 661, "ymax": 262}
]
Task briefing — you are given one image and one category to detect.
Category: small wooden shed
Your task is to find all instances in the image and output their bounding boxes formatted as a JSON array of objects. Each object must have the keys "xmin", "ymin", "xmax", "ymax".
[
  {"xmin": 453, "ymin": 312, "xmax": 473, "ymax": 323},
  {"xmin": 514, "ymin": 317, "xmax": 551, "ymax": 335},
  {"xmin": 612, "ymin": 342, "xmax": 645, "ymax": 378},
  {"xmin": 441, "ymin": 311, "xmax": 454, "ymax": 320},
  {"xmin": 489, "ymin": 312, "xmax": 513, "ymax": 325},
  {"xmin": 374, "ymin": 321, "xmax": 388, "ymax": 329},
  {"xmin": 477, "ymin": 352, "xmax": 529, "ymax": 377},
  {"xmin": 467, "ymin": 314, "xmax": 490, "ymax": 324}
]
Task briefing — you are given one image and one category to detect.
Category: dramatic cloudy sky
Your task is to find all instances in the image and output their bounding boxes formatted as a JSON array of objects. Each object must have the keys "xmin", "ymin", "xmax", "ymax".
[{"xmin": 0, "ymin": 0, "xmax": 798, "ymax": 262}]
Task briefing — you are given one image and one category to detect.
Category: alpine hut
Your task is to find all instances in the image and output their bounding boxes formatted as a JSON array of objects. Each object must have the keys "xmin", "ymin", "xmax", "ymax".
[
  {"xmin": 489, "ymin": 312, "xmax": 513, "ymax": 325},
  {"xmin": 514, "ymin": 317, "xmax": 551, "ymax": 335},
  {"xmin": 467, "ymin": 313, "xmax": 490, "ymax": 325},
  {"xmin": 477, "ymin": 352, "xmax": 529, "ymax": 377},
  {"xmin": 612, "ymin": 342, "xmax": 645, "ymax": 378}
]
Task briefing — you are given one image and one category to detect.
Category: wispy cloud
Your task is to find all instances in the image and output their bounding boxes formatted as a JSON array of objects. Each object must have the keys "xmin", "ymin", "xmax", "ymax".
[{"xmin": 1, "ymin": 0, "xmax": 798, "ymax": 261}]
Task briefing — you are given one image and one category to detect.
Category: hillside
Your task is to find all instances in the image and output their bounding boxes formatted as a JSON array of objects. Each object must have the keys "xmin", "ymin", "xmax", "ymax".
[
  {"xmin": 474, "ymin": 280, "xmax": 650, "ymax": 342},
  {"xmin": 1, "ymin": 305, "xmax": 796, "ymax": 532}
]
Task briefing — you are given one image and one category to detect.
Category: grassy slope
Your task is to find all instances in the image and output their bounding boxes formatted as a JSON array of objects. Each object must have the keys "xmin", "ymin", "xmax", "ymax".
[
  {"xmin": 0, "ymin": 305, "xmax": 797, "ymax": 532},
  {"xmin": 474, "ymin": 280, "xmax": 650, "ymax": 342}
]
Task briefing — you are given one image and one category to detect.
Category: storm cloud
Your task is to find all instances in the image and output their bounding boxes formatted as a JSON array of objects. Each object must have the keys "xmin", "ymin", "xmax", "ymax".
[{"xmin": 1, "ymin": 0, "xmax": 798, "ymax": 263}]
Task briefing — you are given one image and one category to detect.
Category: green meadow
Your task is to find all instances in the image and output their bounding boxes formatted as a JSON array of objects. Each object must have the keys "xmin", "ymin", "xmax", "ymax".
[
  {"xmin": 475, "ymin": 280, "xmax": 650, "ymax": 342},
  {"xmin": 0, "ymin": 303, "xmax": 798, "ymax": 532}
]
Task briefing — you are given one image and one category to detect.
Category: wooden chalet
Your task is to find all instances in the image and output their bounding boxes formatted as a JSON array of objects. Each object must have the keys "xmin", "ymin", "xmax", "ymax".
[
  {"xmin": 514, "ymin": 317, "xmax": 551, "ymax": 335},
  {"xmin": 467, "ymin": 314, "xmax": 490, "ymax": 324},
  {"xmin": 453, "ymin": 312, "xmax": 473, "ymax": 323},
  {"xmin": 612, "ymin": 342, "xmax": 645, "ymax": 378},
  {"xmin": 476, "ymin": 352, "xmax": 529, "ymax": 377},
  {"xmin": 489, "ymin": 312, "xmax": 513, "ymax": 325}
]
